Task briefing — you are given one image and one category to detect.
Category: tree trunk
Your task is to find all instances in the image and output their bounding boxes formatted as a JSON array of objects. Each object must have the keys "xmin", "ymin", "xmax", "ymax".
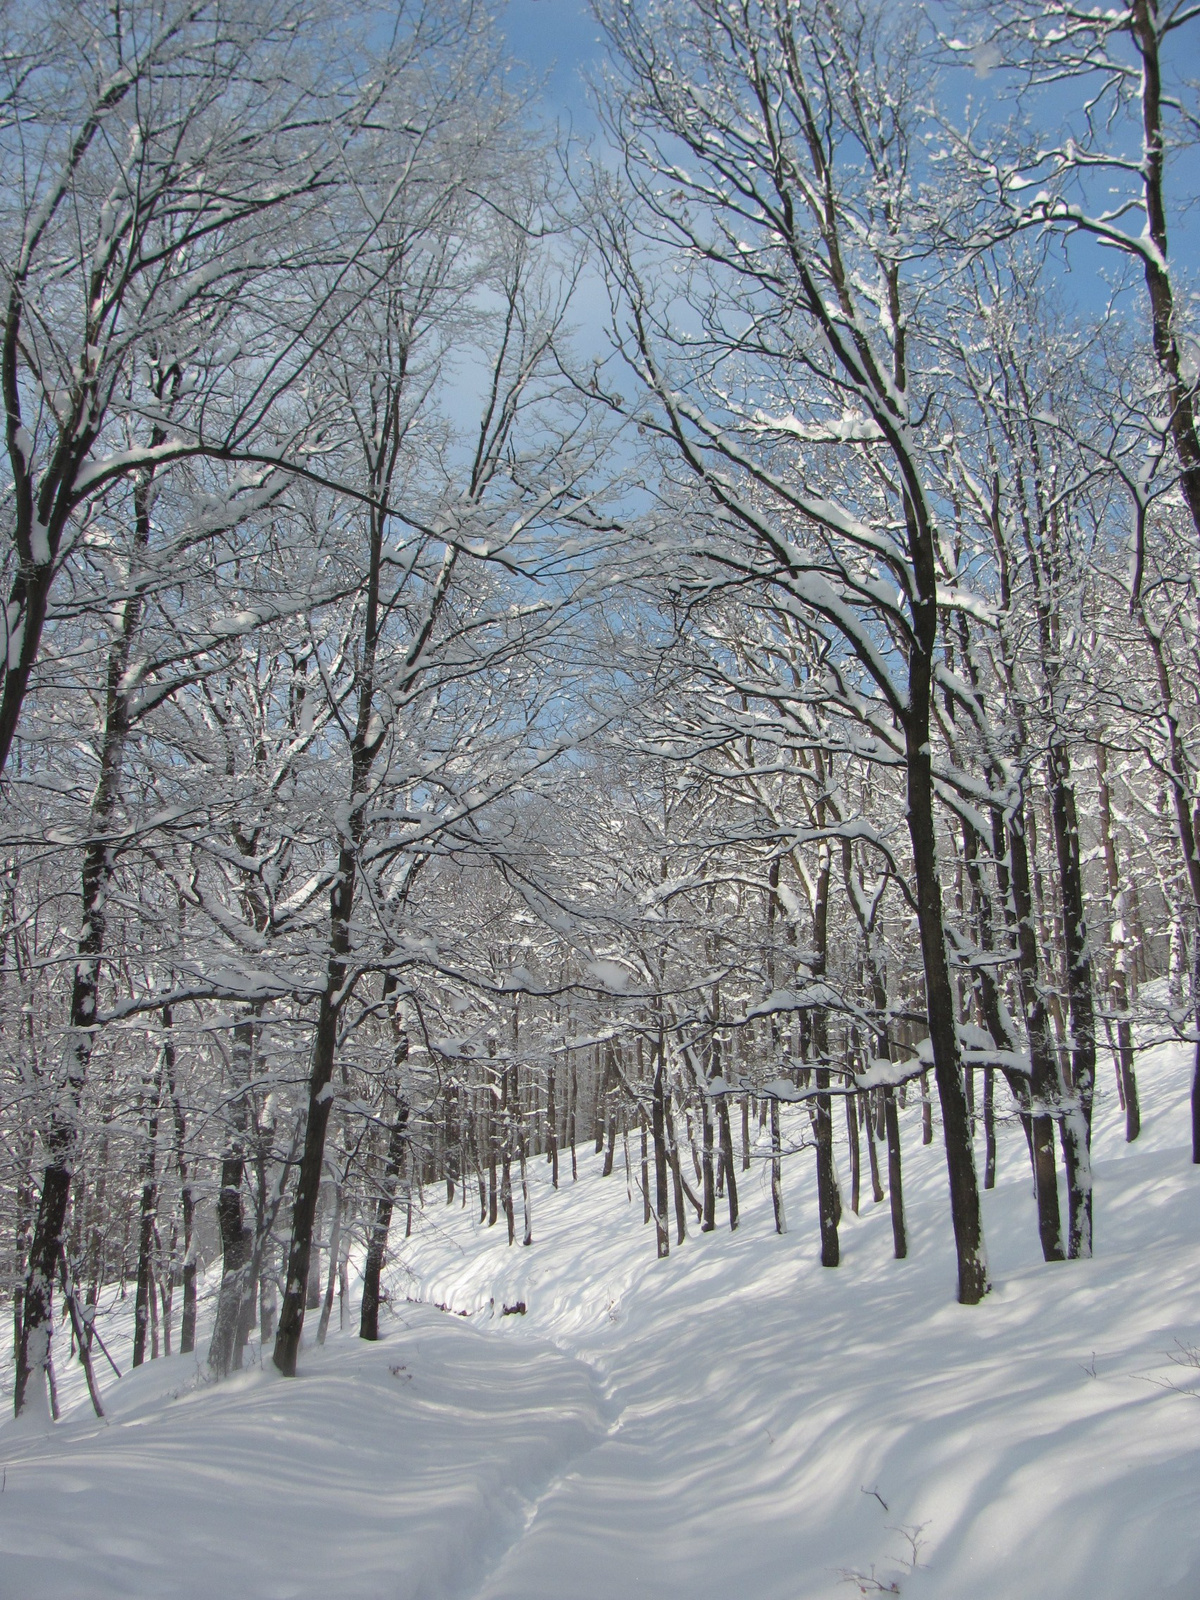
[
  {"xmin": 665, "ymin": 1091, "xmax": 688, "ymax": 1245},
  {"xmin": 518, "ymin": 1084, "xmax": 533, "ymax": 1247},
  {"xmin": 1096, "ymin": 740, "xmax": 1140, "ymax": 1140},
  {"xmin": 1133, "ymin": 608, "xmax": 1200, "ymax": 1159},
  {"xmin": 905, "ymin": 726, "xmax": 987, "ymax": 1304},
  {"xmin": 207, "ymin": 1149, "xmax": 248, "ymax": 1378},
  {"xmin": 1003, "ymin": 804, "xmax": 1068, "ymax": 1260},
  {"xmin": 808, "ymin": 828, "xmax": 840, "ymax": 1266},
  {"xmin": 1048, "ymin": 739, "xmax": 1096, "ymax": 1259},
  {"xmin": 770, "ymin": 1096, "xmax": 786, "ymax": 1235},
  {"xmin": 163, "ymin": 1007, "xmax": 197, "ymax": 1356},
  {"xmin": 640, "ymin": 1111, "xmax": 651, "ymax": 1226},
  {"xmin": 568, "ymin": 1060, "xmax": 578, "ymax": 1181},
  {"xmin": 272, "ymin": 823, "xmax": 357, "ymax": 1376},
  {"xmin": 884, "ymin": 1088, "xmax": 907, "ymax": 1260},
  {"xmin": 699, "ymin": 1089, "xmax": 716, "ymax": 1232},
  {"xmin": 812, "ymin": 1065, "xmax": 840, "ymax": 1266},
  {"xmin": 547, "ymin": 1062, "xmax": 559, "ymax": 1188},
  {"xmin": 863, "ymin": 1092, "xmax": 884, "ymax": 1205},
  {"xmin": 360, "ymin": 1087, "xmax": 409, "ymax": 1341},
  {"xmin": 501, "ymin": 1062, "xmax": 515, "ymax": 1246},
  {"xmin": 132, "ymin": 1060, "xmax": 163, "ymax": 1368},
  {"xmin": 983, "ymin": 1068, "xmax": 996, "ymax": 1190},
  {"xmin": 651, "ymin": 1037, "xmax": 670, "ymax": 1257},
  {"xmin": 717, "ymin": 1095, "xmax": 739, "ymax": 1232},
  {"xmin": 209, "ymin": 1013, "xmax": 254, "ymax": 1378},
  {"xmin": 316, "ymin": 1181, "xmax": 344, "ymax": 1346}
]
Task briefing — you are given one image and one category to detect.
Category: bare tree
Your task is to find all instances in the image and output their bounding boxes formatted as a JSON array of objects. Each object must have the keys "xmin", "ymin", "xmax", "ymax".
[{"xmin": 589, "ymin": 0, "xmax": 989, "ymax": 1301}]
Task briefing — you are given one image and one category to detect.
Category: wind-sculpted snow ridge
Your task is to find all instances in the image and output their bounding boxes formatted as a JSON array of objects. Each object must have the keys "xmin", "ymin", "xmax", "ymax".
[{"xmin": 4, "ymin": 1036, "xmax": 1200, "ymax": 1599}]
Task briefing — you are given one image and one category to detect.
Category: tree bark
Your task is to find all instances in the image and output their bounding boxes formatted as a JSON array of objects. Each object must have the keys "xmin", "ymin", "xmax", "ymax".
[
  {"xmin": 651, "ymin": 1034, "xmax": 670, "ymax": 1258},
  {"xmin": 883, "ymin": 1088, "xmax": 907, "ymax": 1260},
  {"xmin": 360, "ymin": 1091, "xmax": 409, "ymax": 1342},
  {"xmin": 1048, "ymin": 739, "xmax": 1096, "ymax": 1258},
  {"xmin": 132, "ymin": 1057, "xmax": 163, "ymax": 1368},
  {"xmin": 316, "ymin": 1181, "xmax": 344, "ymax": 1346},
  {"xmin": 13, "ymin": 476, "xmax": 151, "ymax": 1410},
  {"xmin": 1096, "ymin": 740, "xmax": 1140, "ymax": 1140},
  {"xmin": 717, "ymin": 1095, "xmax": 739, "ymax": 1232},
  {"xmin": 770, "ymin": 1096, "xmax": 786, "ymax": 1235},
  {"xmin": 906, "ymin": 727, "xmax": 987, "ymax": 1303},
  {"xmin": 164, "ymin": 1007, "xmax": 197, "ymax": 1356}
]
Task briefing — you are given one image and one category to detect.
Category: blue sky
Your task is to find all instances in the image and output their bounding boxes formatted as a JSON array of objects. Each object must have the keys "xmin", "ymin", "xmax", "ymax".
[
  {"xmin": 493, "ymin": 0, "xmax": 1196, "ymax": 330},
  {"xmin": 500, "ymin": 0, "xmax": 603, "ymax": 113}
]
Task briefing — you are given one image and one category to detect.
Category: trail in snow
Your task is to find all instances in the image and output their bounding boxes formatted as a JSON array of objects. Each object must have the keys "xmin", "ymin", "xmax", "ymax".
[
  {"xmin": 403, "ymin": 1038, "xmax": 1200, "ymax": 1600},
  {"xmin": 3, "ymin": 1034, "xmax": 1200, "ymax": 1599},
  {"xmin": 0, "ymin": 1308, "xmax": 609, "ymax": 1600}
]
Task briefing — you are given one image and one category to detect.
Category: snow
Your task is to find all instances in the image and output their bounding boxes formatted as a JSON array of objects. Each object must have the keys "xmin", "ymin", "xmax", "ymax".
[
  {"xmin": 583, "ymin": 958, "xmax": 631, "ymax": 993},
  {"xmin": 4, "ymin": 1038, "xmax": 1200, "ymax": 1599},
  {"xmin": 0, "ymin": 1317, "xmax": 607, "ymax": 1600}
]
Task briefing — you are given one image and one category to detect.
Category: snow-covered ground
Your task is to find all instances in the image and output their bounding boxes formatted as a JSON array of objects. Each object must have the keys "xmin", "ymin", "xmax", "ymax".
[{"xmin": 4, "ymin": 1038, "xmax": 1200, "ymax": 1599}]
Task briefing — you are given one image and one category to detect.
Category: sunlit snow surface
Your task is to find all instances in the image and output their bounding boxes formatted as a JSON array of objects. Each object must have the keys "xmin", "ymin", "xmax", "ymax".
[{"xmin": 4, "ymin": 1034, "xmax": 1200, "ymax": 1599}]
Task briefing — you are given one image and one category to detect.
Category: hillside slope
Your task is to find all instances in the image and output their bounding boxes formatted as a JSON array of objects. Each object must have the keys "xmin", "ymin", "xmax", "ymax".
[{"xmin": 3, "ymin": 1037, "xmax": 1199, "ymax": 1599}]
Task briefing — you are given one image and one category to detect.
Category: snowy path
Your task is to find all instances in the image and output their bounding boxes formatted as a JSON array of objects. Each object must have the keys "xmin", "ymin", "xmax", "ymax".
[
  {"xmin": 5, "ymin": 1040, "xmax": 1200, "ymax": 1598},
  {"xmin": 0, "ymin": 1309, "xmax": 610, "ymax": 1600},
  {"xmin": 406, "ymin": 1046, "xmax": 1200, "ymax": 1600}
]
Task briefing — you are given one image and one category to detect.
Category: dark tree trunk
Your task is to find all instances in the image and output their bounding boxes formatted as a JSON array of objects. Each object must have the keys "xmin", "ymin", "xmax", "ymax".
[
  {"xmin": 163, "ymin": 1008, "xmax": 197, "ymax": 1356},
  {"xmin": 717, "ymin": 1096, "xmax": 739, "ymax": 1232},
  {"xmin": 360, "ymin": 1093, "xmax": 409, "ymax": 1342},
  {"xmin": 272, "ymin": 462, "xmax": 427, "ymax": 1375},
  {"xmin": 1048, "ymin": 739, "xmax": 1096, "ymax": 1259},
  {"xmin": 983, "ymin": 1068, "xmax": 996, "ymax": 1190},
  {"xmin": 316, "ymin": 1181, "xmax": 344, "ymax": 1346},
  {"xmin": 665, "ymin": 1091, "xmax": 689, "ymax": 1244},
  {"xmin": 640, "ymin": 1111, "xmax": 651, "ymax": 1226},
  {"xmin": 809, "ymin": 829, "xmax": 840, "ymax": 1266},
  {"xmin": 209, "ymin": 1013, "xmax": 254, "ymax": 1378},
  {"xmin": 207, "ymin": 1147, "xmax": 248, "ymax": 1378},
  {"xmin": 444, "ymin": 1084, "xmax": 458, "ymax": 1206},
  {"xmin": 770, "ymin": 1097, "xmax": 786, "ymax": 1234},
  {"xmin": 863, "ymin": 1093, "xmax": 884, "ymax": 1205},
  {"xmin": 812, "ymin": 1066, "xmax": 840, "ymax": 1267},
  {"xmin": 547, "ymin": 1062, "xmax": 559, "ymax": 1188},
  {"xmin": 232, "ymin": 1225, "xmax": 257, "ymax": 1369},
  {"xmin": 11, "ymin": 1129, "xmax": 33, "ymax": 1365},
  {"xmin": 1096, "ymin": 740, "xmax": 1140, "ymax": 1141},
  {"xmin": 1127, "ymin": 0, "xmax": 1200, "ymax": 558},
  {"xmin": 1004, "ymin": 805, "xmax": 1067, "ymax": 1260},
  {"xmin": 132, "ymin": 1062, "xmax": 163, "ymax": 1368},
  {"xmin": 517, "ymin": 1086, "xmax": 533, "ymax": 1248},
  {"xmin": 884, "ymin": 1088, "xmax": 907, "ymax": 1259},
  {"xmin": 651, "ymin": 1037, "xmax": 670, "ymax": 1258},
  {"xmin": 1132, "ymin": 610, "xmax": 1200, "ymax": 1159},
  {"xmin": 602, "ymin": 1091, "xmax": 618, "ymax": 1178},
  {"xmin": 272, "ymin": 825, "xmax": 357, "ymax": 1377},
  {"xmin": 699, "ymin": 1091, "xmax": 715, "ymax": 1232},
  {"xmin": 305, "ymin": 1174, "xmax": 326, "ymax": 1311},
  {"xmin": 487, "ymin": 1080, "xmax": 499, "ymax": 1226},
  {"xmin": 905, "ymin": 725, "xmax": 987, "ymax": 1305},
  {"xmin": 568, "ymin": 1061, "xmax": 578, "ymax": 1182},
  {"xmin": 501, "ymin": 1063, "xmax": 515, "ymax": 1246}
]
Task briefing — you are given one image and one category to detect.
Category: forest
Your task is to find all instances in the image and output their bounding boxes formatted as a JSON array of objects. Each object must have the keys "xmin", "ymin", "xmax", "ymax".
[{"xmin": 1, "ymin": 4, "xmax": 1198, "ymax": 1572}]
